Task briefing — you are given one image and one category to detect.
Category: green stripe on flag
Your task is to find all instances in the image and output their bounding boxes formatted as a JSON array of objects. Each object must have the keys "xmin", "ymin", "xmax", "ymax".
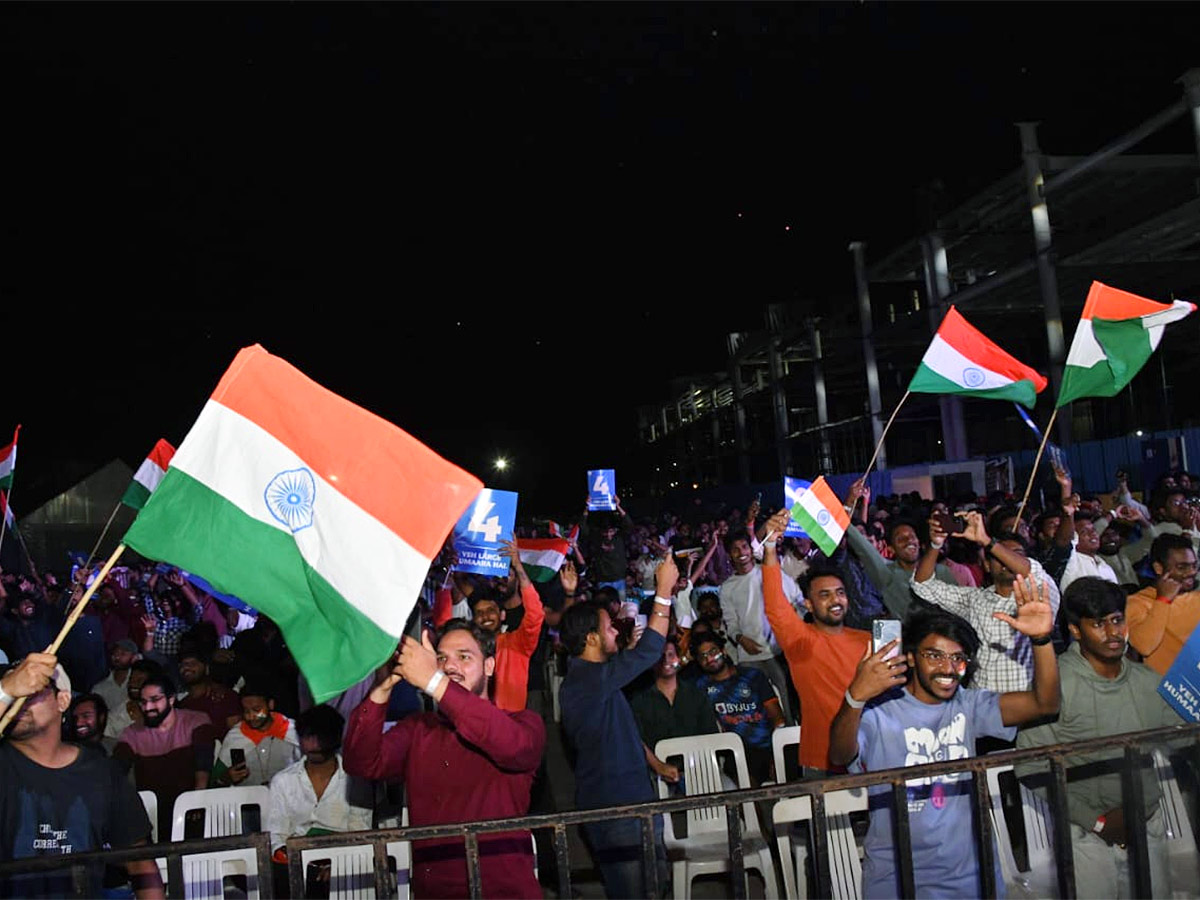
[
  {"xmin": 792, "ymin": 503, "xmax": 839, "ymax": 557},
  {"xmin": 908, "ymin": 363, "xmax": 1039, "ymax": 409},
  {"xmin": 125, "ymin": 469, "xmax": 399, "ymax": 702},
  {"xmin": 523, "ymin": 564, "xmax": 558, "ymax": 583},
  {"xmin": 120, "ymin": 481, "xmax": 152, "ymax": 510}
]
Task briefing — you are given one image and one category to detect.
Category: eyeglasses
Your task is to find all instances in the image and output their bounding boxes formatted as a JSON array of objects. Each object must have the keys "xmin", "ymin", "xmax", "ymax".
[
  {"xmin": 699, "ymin": 648, "xmax": 725, "ymax": 661},
  {"xmin": 918, "ymin": 649, "xmax": 970, "ymax": 666}
]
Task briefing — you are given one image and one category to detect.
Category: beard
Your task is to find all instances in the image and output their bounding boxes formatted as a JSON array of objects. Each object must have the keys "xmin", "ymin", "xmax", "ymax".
[{"xmin": 142, "ymin": 701, "xmax": 172, "ymax": 729}]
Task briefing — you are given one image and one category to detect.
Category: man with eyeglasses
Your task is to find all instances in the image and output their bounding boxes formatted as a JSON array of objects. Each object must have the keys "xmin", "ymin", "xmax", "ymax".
[
  {"xmin": 912, "ymin": 511, "xmax": 1060, "ymax": 696},
  {"xmin": 1017, "ymin": 576, "xmax": 1182, "ymax": 897},
  {"xmin": 1126, "ymin": 533, "xmax": 1200, "ymax": 675},
  {"xmin": 113, "ymin": 671, "xmax": 216, "ymax": 839},
  {"xmin": 829, "ymin": 576, "xmax": 1060, "ymax": 899}
]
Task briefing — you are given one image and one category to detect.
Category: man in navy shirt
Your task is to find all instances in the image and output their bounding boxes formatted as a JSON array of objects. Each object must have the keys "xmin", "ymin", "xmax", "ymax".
[{"xmin": 560, "ymin": 554, "xmax": 676, "ymax": 898}]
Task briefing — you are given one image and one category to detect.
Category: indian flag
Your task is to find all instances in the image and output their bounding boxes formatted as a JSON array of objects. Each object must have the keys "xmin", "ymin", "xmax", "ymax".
[
  {"xmin": 123, "ymin": 344, "xmax": 483, "ymax": 702},
  {"xmin": 517, "ymin": 538, "xmax": 570, "ymax": 582},
  {"xmin": 0, "ymin": 426, "xmax": 19, "ymax": 492},
  {"xmin": 1057, "ymin": 281, "xmax": 1196, "ymax": 408},
  {"xmin": 907, "ymin": 306, "xmax": 1048, "ymax": 409},
  {"xmin": 0, "ymin": 492, "xmax": 14, "ymax": 529},
  {"xmin": 120, "ymin": 439, "xmax": 176, "ymax": 510},
  {"xmin": 789, "ymin": 476, "xmax": 849, "ymax": 557}
]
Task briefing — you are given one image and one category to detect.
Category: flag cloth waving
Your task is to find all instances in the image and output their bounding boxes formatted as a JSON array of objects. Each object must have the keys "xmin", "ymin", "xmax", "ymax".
[
  {"xmin": 789, "ymin": 476, "xmax": 849, "ymax": 557},
  {"xmin": 1057, "ymin": 281, "xmax": 1196, "ymax": 408},
  {"xmin": 123, "ymin": 344, "xmax": 483, "ymax": 701},
  {"xmin": 0, "ymin": 493, "xmax": 14, "ymax": 529},
  {"xmin": 120, "ymin": 439, "xmax": 176, "ymax": 509},
  {"xmin": 517, "ymin": 538, "xmax": 570, "ymax": 582},
  {"xmin": 907, "ymin": 306, "xmax": 1048, "ymax": 409},
  {"xmin": 0, "ymin": 426, "xmax": 19, "ymax": 491}
]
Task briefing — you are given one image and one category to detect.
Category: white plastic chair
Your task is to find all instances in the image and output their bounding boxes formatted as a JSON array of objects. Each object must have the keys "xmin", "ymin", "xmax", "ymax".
[
  {"xmin": 298, "ymin": 841, "xmax": 411, "ymax": 899},
  {"xmin": 170, "ymin": 786, "xmax": 272, "ymax": 899},
  {"xmin": 139, "ymin": 790, "xmax": 159, "ymax": 844},
  {"xmin": 771, "ymin": 786, "xmax": 868, "ymax": 900},
  {"xmin": 1153, "ymin": 750, "xmax": 1200, "ymax": 897},
  {"xmin": 773, "ymin": 725, "xmax": 801, "ymax": 785},
  {"xmin": 991, "ymin": 751, "xmax": 1200, "ymax": 899},
  {"xmin": 654, "ymin": 733, "xmax": 777, "ymax": 900}
]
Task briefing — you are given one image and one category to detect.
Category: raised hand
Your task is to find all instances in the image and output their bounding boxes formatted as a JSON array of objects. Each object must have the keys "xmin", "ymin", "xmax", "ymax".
[
  {"xmin": 993, "ymin": 574, "xmax": 1054, "ymax": 638},
  {"xmin": 559, "ymin": 559, "xmax": 579, "ymax": 595},
  {"xmin": 961, "ymin": 510, "xmax": 989, "ymax": 546},
  {"xmin": 765, "ymin": 508, "xmax": 791, "ymax": 538},
  {"xmin": 654, "ymin": 554, "xmax": 679, "ymax": 598},
  {"xmin": 847, "ymin": 640, "xmax": 908, "ymax": 704}
]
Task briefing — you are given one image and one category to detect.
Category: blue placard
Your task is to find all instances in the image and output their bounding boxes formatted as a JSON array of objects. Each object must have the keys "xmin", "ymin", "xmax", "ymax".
[
  {"xmin": 1159, "ymin": 627, "xmax": 1200, "ymax": 723},
  {"xmin": 587, "ymin": 469, "xmax": 617, "ymax": 512},
  {"xmin": 452, "ymin": 488, "xmax": 518, "ymax": 577},
  {"xmin": 783, "ymin": 477, "xmax": 812, "ymax": 538}
]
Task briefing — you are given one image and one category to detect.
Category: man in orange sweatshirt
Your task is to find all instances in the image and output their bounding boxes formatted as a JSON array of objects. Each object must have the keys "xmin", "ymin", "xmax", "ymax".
[
  {"xmin": 760, "ymin": 508, "xmax": 872, "ymax": 777},
  {"xmin": 433, "ymin": 539, "xmax": 544, "ymax": 711}
]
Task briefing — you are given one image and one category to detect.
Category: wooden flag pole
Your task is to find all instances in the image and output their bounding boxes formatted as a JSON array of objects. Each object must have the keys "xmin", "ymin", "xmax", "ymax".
[
  {"xmin": 1014, "ymin": 408, "xmax": 1060, "ymax": 526},
  {"xmin": 0, "ymin": 543, "xmax": 127, "ymax": 737},
  {"xmin": 861, "ymin": 390, "xmax": 911, "ymax": 483},
  {"xmin": 0, "ymin": 488, "xmax": 13, "ymax": 563},
  {"xmin": 83, "ymin": 502, "xmax": 123, "ymax": 571}
]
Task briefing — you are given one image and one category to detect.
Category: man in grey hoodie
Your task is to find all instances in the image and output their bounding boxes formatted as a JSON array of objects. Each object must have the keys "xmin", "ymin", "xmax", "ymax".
[{"xmin": 1016, "ymin": 576, "xmax": 1183, "ymax": 898}]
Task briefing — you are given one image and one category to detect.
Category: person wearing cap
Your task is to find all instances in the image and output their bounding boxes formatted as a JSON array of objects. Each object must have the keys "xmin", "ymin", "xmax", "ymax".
[
  {"xmin": 0, "ymin": 653, "xmax": 164, "ymax": 898},
  {"xmin": 92, "ymin": 638, "xmax": 142, "ymax": 739}
]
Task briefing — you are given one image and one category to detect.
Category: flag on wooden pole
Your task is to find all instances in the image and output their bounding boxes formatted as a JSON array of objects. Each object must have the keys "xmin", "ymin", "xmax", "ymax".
[
  {"xmin": 120, "ymin": 439, "xmax": 176, "ymax": 510},
  {"xmin": 1057, "ymin": 281, "xmax": 1196, "ymax": 407},
  {"xmin": 123, "ymin": 344, "xmax": 483, "ymax": 701},
  {"xmin": 907, "ymin": 307, "xmax": 1048, "ymax": 409}
]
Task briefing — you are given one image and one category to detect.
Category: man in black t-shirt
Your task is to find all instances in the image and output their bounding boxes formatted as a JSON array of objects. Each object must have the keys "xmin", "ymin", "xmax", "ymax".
[{"xmin": 0, "ymin": 653, "xmax": 162, "ymax": 899}]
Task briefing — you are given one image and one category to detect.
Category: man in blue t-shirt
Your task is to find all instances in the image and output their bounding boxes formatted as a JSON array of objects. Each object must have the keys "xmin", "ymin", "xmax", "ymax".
[
  {"xmin": 560, "ymin": 556, "xmax": 677, "ymax": 899},
  {"xmin": 692, "ymin": 633, "xmax": 786, "ymax": 786},
  {"xmin": 829, "ymin": 575, "xmax": 1061, "ymax": 899}
]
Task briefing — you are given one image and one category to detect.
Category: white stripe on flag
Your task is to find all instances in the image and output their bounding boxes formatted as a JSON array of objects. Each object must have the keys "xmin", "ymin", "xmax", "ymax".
[{"xmin": 172, "ymin": 401, "xmax": 431, "ymax": 635}]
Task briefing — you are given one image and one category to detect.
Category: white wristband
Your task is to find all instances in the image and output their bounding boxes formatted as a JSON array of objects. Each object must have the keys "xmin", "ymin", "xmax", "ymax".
[
  {"xmin": 424, "ymin": 670, "xmax": 446, "ymax": 696},
  {"xmin": 653, "ymin": 596, "xmax": 672, "ymax": 607},
  {"xmin": 844, "ymin": 689, "xmax": 866, "ymax": 709},
  {"xmin": 0, "ymin": 679, "xmax": 12, "ymax": 707}
]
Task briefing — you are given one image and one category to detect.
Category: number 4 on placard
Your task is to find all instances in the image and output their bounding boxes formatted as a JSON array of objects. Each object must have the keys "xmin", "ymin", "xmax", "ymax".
[{"xmin": 468, "ymin": 501, "xmax": 503, "ymax": 543}]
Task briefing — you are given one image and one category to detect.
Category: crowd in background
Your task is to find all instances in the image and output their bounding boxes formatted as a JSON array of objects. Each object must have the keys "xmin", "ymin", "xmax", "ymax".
[{"xmin": 2, "ymin": 463, "xmax": 1199, "ymax": 898}]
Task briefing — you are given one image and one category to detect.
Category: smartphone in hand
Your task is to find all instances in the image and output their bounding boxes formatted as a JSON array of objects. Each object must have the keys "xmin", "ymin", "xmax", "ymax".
[
  {"xmin": 230, "ymin": 747, "xmax": 246, "ymax": 768},
  {"xmin": 872, "ymin": 619, "xmax": 903, "ymax": 660}
]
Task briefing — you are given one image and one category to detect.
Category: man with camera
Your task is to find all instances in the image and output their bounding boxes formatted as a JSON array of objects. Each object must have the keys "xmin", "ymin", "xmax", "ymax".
[{"xmin": 911, "ymin": 511, "xmax": 1059, "ymax": 695}]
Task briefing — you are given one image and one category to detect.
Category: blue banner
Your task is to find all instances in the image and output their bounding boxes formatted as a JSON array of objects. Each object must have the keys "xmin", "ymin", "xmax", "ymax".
[
  {"xmin": 783, "ymin": 477, "xmax": 811, "ymax": 538},
  {"xmin": 452, "ymin": 488, "xmax": 518, "ymax": 577},
  {"xmin": 587, "ymin": 469, "xmax": 617, "ymax": 511},
  {"xmin": 1159, "ymin": 627, "xmax": 1200, "ymax": 723}
]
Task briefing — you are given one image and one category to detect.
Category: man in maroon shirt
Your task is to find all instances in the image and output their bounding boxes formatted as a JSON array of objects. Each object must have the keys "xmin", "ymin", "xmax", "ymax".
[{"xmin": 343, "ymin": 619, "xmax": 545, "ymax": 899}]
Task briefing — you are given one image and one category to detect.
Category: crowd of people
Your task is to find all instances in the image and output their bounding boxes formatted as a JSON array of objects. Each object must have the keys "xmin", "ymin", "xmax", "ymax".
[{"xmin": 1, "ymin": 464, "xmax": 1199, "ymax": 898}]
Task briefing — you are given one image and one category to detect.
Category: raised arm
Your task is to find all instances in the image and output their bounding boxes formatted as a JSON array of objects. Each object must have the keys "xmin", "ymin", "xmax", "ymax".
[
  {"xmin": 828, "ymin": 639, "xmax": 909, "ymax": 767},
  {"xmin": 761, "ymin": 509, "xmax": 806, "ymax": 651},
  {"xmin": 995, "ymin": 575, "xmax": 1061, "ymax": 724}
]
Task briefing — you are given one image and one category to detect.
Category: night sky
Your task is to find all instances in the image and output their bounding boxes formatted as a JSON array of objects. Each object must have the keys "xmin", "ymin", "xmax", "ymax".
[{"xmin": 5, "ymin": 3, "xmax": 1198, "ymax": 515}]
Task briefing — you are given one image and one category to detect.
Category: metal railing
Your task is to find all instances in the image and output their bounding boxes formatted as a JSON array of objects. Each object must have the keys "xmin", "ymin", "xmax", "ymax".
[
  {"xmin": 0, "ymin": 831, "xmax": 274, "ymax": 899},
  {"xmin": 3, "ymin": 723, "xmax": 1197, "ymax": 899}
]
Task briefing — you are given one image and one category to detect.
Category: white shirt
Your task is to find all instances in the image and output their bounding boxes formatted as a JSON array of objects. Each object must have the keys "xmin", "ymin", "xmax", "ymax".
[
  {"xmin": 719, "ymin": 565, "xmax": 804, "ymax": 662},
  {"xmin": 266, "ymin": 752, "xmax": 374, "ymax": 852},
  {"xmin": 1059, "ymin": 548, "xmax": 1119, "ymax": 595}
]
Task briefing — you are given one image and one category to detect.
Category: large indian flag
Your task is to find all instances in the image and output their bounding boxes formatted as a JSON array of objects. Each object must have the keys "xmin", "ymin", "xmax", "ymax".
[
  {"xmin": 1057, "ymin": 282, "xmax": 1196, "ymax": 408},
  {"xmin": 908, "ymin": 306, "xmax": 1048, "ymax": 409},
  {"xmin": 789, "ymin": 476, "xmax": 849, "ymax": 557},
  {"xmin": 517, "ymin": 537, "xmax": 570, "ymax": 582},
  {"xmin": 120, "ymin": 439, "xmax": 176, "ymax": 510},
  {"xmin": 123, "ymin": 344, "xmax": 483, "ymax": 701},
  {"xmin": 0, "ymin": 426, "xmax": 19, "ymax": 492}
]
